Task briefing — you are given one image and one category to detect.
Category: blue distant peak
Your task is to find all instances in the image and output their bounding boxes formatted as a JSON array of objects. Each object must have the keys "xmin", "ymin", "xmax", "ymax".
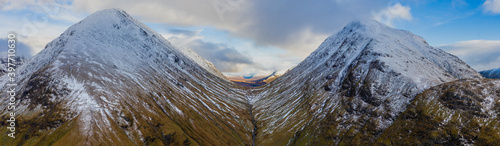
[{"xmin": 243, "ymin": 74, "xmax": 255, "ymax": 79}]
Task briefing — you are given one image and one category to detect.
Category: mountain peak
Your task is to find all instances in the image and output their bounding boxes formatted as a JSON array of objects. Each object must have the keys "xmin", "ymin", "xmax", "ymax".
[
  {"xmin": 345, "ymin": 20, "xmax": 388, "ymax": 30},
  {"xmin": 339, "ymin": 20, "xmax": 428, "ymax": 44},
  {"xmin": 38, "ymin": 8, "xmax": 229, "ymax": 81},
  {"xmin": 82, "ymin": 8, "xmax": 130, "ymax": 23},
  {"xmin": 65, "ymin": 8, "xmax": 143, "ymax": 35}
]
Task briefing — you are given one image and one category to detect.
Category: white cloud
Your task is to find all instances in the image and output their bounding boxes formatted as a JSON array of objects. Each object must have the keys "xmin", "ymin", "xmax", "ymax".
[
  {"xmin": 438, "ymin": 40, "xmax": 500, "ymax": 71},
  {"xmin": 483, "ymin": 0, "xmax": 500, "ymax": 14},
  {"xmin": 373, "ymin": 3, "xmax": 412, "ymax": 27}
]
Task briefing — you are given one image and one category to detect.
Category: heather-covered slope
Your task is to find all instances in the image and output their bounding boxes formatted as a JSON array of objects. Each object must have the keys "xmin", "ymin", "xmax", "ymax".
[{"xmin": 0, "ymin": 9, "xmax": 252, "ymax": 145}]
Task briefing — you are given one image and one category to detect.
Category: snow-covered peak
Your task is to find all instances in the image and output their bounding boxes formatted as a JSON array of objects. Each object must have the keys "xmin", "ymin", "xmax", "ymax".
[
  {"xmin": 304, "ymin": 19, "xmax": 480, "ymax": 82},
  {"xmin": 58, "ymin": 8, "xmax": 228, "ymax": 80},
  {"xmin": 253, "ymin": 20, "xmax": 482, "ymax": 144},
  {"xmin": 322, "ymin": 20, "xmax": 429, "ymax": 52}
]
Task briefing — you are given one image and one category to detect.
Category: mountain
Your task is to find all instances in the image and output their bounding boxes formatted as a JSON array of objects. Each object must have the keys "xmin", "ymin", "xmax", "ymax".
[
  {"xmin": 0, "ymin": 9, "xmax": 252, "ymax": 145},
  {"xmin": 0, "ymin": 56, "xmax": 28, "ymax": 76},
  {"xmin": 480, "ymin": 68, "xmax": 500, "ymax": 79},
  {"xmin": 0, "ymin": 9, "xmax": 492, "ymax": 145},
  {"xmin": 251, "ymin": 20, "xmax": 482, "ymax": 145}
]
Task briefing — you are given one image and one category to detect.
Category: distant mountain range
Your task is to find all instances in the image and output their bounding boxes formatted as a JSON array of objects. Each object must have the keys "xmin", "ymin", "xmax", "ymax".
[
  {"xmin": 229, "ymin": 71, "xmax": 279, "ymax": 87},
  {"xmin": 1, "ymin": 9, "xmax": 498, "ymax": 145},
  {"xmin": 480, "ymin": 68, "xmax": 500, "ymax": 79}
]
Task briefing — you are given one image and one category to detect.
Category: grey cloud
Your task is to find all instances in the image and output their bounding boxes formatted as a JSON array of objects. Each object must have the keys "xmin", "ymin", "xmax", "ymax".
[
  {"xmin": 0, "ymin": 38, "xmax": 34, "ymax": 58},
  {"xmin": 439, "ymin": 40, "xmax": 500, "ymax": 71},
  {"xmin": 69, "ymin": 0, "xmax": 396, "ymax": 57},
  {"xmin": 234, "ymin": 0, "xmax": 391, "ymax": 52},
  {"xmin": 189, "ymin": 39, "xmax": 254, "ymax": 72}
]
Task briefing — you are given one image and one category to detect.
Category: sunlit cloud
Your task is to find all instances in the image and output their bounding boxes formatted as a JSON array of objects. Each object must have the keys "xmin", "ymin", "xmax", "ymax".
[
  {"xmin": 162, "ymin": 29, "xmax": 255, "ymax": 73},
  {"xmin": 373, "ymin": 3, "xmax": 412, "ymax": 27},
  {"xmin": 438, "ymin": 40, "xmax": 500, "ymax": 71}
]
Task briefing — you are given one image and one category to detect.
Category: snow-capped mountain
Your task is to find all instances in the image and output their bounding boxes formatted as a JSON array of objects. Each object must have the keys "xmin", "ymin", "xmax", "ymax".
[
  {"xmin": 0, "ymin": 9, "xmax": 251, "ymax": 145},
  {"xmin": 251, "ymin": 20, "xmax": 482, "ymax": 145},
  {"xmin": 1, "ymin": 9, "xmax": 491, "ymax": 145},
  {"xmin": 480, "ymin": 68, "xmax": 500, "ymax": 79},
  {"xmin": 0, "ymin": 56, "xmax": 27, "ymax": 76}
]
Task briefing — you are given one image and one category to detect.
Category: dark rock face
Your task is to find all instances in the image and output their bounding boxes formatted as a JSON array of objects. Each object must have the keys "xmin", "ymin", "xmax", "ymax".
[{"xmin": 439, "ymin": 87, "xmax": 482, "ymax": 112}]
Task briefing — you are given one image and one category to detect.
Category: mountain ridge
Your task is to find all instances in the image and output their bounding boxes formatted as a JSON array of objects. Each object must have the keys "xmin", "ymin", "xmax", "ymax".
[{"xmin": 480, "ymin": 67, "xmax": 500, "ymax": 79}]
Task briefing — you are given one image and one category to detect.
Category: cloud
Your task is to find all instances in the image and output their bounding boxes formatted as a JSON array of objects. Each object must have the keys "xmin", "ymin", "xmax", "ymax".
[
  {"xmin": 438, "ymin": 40, "xmax": 500, "ymax": 71},
  {"xmin": 188, "ymin": 39, "xmax": 254, "ymax": 72},
  {"xmin": 373, "ymin": 3, "xmax": 412, "ymax": 27},
  {"xmin": 162, "ymin": 29, "xmax": 254, "ymax": 72},
  {"xmin": 483, "ymin": 0, "xmax": 500, "ymax": 14},
  {"xmin": 66, "ymin": 0, "xmax": 394, "ymax": 60},
  {"xmin": 237, "ymin": 0, "xmax": 390, "ymax": 58},
  {"xmin": 0, "ymin": 38, "xmax": 34, "ymax": 58}
]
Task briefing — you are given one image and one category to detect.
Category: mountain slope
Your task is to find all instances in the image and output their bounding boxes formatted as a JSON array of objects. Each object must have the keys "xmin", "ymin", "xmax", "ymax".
[
  {"xmin": 378, "ymin": 79, "xmax": 500, "ymax": 145},
  {"xmin": 252, "ymin": 20, "xmax": 482, "ymax": 145},
  {"xmin": 179, "ymin": 47, "xmax": 229, "ymax": 81},
  {"xmin": 480, "ymin": 68, "xmax": 500, "ymax": 79},
  {"xmin": 0, "ymin": 9, "xmax": 252, "ymax": 145}
]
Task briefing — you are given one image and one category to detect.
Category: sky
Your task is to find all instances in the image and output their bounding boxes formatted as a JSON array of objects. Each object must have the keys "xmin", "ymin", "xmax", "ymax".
[{"xmin": 0, "ymin": 0, "xmax": 500, "ymax": 77}]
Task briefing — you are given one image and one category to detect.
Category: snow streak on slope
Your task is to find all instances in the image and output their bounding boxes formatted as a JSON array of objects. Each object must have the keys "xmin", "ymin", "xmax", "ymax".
[{"xmin": 252, "ymin": 20, "xmax": 482, "ymax": 145}]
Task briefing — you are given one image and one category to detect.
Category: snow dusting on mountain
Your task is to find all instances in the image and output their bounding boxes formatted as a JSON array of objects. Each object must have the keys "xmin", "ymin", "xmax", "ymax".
[{"xmin": 251, "ymin": 20, "xmax": 482, "ymax": 145}]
